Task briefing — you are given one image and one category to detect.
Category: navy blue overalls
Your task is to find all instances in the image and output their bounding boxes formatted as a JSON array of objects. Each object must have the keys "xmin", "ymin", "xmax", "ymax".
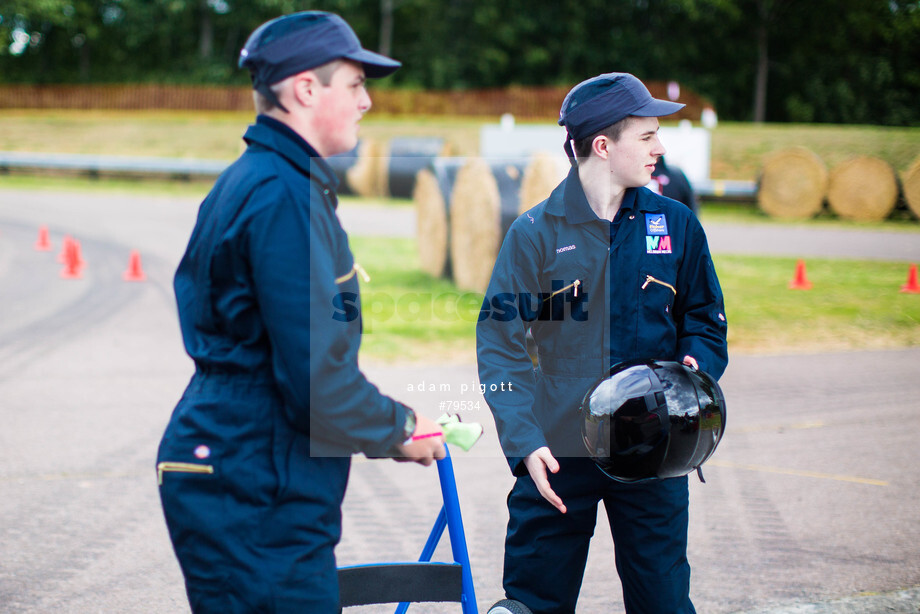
[
  {"xmin": 477, "ymin": 167, "xmax": 728, "ymax": 614},
  {"xmin": 157, "ymin": 115, "xmax": 407, "ymax": 613}
]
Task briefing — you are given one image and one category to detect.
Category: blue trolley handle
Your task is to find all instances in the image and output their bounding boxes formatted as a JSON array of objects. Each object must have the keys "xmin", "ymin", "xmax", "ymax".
[{"xmin": 395, "ymin": 445, "xmax": 478, "ymax": 614}]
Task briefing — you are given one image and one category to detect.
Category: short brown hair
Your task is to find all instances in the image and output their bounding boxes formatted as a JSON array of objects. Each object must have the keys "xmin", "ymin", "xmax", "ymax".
[
  {"xmin": 573, "ymin": 115, "xmax": 633, "ymax": 160},
  {"xmin": 312, "ymin": 59, "xmax": 343, "ymax": 86},
  {"xmin": 252, "ymin": 59, "xmax": 344, "ymax": 113}
]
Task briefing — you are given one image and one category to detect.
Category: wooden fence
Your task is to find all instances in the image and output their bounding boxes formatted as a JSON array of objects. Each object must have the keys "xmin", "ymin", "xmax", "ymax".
[{"xmin": 0, "ymin": 83, "xmax": 711, "ymax": 120}]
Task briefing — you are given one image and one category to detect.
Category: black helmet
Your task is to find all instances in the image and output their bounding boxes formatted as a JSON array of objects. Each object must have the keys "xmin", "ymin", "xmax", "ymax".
[{"xmin": 581, "ymin": 359, "xmax": 726, "ymax": 483}]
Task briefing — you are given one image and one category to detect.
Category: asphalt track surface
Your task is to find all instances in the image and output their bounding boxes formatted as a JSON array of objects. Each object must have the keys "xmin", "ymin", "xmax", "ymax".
[{"xmin": 1, "ymin": 188, "xmax": 919, "ymax": 614}]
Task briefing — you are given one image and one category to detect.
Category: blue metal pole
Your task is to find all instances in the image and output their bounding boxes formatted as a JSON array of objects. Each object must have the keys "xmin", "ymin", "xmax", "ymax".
[
  {"xmin": 419, "ymin": 506, "xmax": 448, "ymax": 563},
  {"xmin": 393, "ymin": 506, "xmax": 448, "ymax": 614},
  {"xmin": 437, "ymin": 446, "xmax": 478, "ymax": 614}
]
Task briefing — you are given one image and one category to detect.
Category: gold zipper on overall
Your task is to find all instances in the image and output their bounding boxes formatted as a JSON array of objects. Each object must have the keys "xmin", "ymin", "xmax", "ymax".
[
  {"xmin": 335, "ymin": 262, "xmax": 371, "ymax": 285},
  {"xmin": 545, "ymin": 279, "xmax": 581, "ymax": 300},
  {"xmin": 642, "ymin": 275, "xmax": 676, "ymax": 295},
  {"xmin": 156, "ymin": 462, "xmax": 214, "ymax": 486}
]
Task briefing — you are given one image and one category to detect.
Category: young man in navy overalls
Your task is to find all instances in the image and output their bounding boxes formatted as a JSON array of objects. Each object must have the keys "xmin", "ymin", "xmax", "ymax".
[
  {"xmin": 157, "ymin": 12, "xmax": 445, "ymax": 613},
  {"xmin": 478, "ymin": 73, "xmax": 729, "ymax": 614}
]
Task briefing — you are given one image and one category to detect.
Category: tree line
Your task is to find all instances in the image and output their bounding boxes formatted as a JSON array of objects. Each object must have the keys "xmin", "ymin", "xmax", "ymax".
[{"xmin": 1, "ymin": 0, "xmax": 918, "ymax": 125}]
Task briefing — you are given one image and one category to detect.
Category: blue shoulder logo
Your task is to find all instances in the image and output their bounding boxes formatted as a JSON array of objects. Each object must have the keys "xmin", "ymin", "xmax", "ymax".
[{"xmin": 645, "ymin": 213, "xmax": 668, "ymax": 236}]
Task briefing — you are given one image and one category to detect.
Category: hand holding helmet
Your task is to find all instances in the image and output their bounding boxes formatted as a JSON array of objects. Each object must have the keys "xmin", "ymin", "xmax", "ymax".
[{"xmin": 582, "ymin": 359, "xmax": 726, "ymax": 483}]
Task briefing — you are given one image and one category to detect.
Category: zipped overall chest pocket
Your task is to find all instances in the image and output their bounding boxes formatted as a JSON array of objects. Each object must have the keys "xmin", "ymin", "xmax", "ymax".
[{"xmin": 640, "ymin": 272, "xmax": 677, "ymax": 321}]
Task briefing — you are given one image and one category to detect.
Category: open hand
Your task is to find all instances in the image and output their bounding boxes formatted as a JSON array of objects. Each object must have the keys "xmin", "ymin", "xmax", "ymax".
[{"xmin": 524, "ymin": 446, "xmax": 566, "ymax": 514}]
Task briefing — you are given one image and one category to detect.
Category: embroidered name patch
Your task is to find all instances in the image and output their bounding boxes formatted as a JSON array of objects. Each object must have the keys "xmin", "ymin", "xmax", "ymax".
[
  {"xmin": 556, "ymin": 244, "xmax": 576, "ymax": 254},
  {"xmin": 645, "ymin": 214, "xmax": 668, "ymax": 235}
]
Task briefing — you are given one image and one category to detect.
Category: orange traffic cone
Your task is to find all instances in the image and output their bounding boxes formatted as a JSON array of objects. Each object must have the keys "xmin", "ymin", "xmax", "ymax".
[
  {"xmin": 73, "ymin": 239, "xmax": 86, "ymax": 269},
  {"xmin": 788, "ymin": 259, "xmax": 812, "ymax": 290},
  {"xmin": 58, "ymin": 235, "xmax": 73, "ymax": 263},
  {"xmin": 900, "ymin": 264, "xmax": 920, "ymax": 294},
  {"xmin": 122, "ymin": 250, "xmax": 146, "ymax": 281},
  {"xmin": 34, "ymin": 225, "xmax": 52, "ymax": 251},
  {"xmin": 60, "ymin": 238, "xmax": 82, "ymax": 279}
]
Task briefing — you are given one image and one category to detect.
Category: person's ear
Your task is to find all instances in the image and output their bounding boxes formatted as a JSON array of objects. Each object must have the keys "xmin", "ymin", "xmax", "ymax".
[
  {"xmin": 591, "ymin": 135, "xmax": 609, "ymax": 160},
  {"xmin": 291, "ymin": 71, "xmax": 318, "ymax": 109}
]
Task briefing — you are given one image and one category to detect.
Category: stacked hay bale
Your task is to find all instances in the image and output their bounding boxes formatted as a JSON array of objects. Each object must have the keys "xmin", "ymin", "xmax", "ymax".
[
  {"xmin": 901, "ymin": 155, "xmax": 920, "ymax": 220},
  {"xmin": 757, "ymin": 147, "xmax": 828, "ymax": 219},
  {"xmin": 520, "ymin": 151, "xmax": 569, "ymax": 215},
  {"xmin": 346, "ymin": 139, "xmax": 386, "ymax": 197},
  {"xmin": 448, "ymin": 158, "xmax": 505, "ymax": 293},
  {"xmin": 342, "ymin": 136, "xmax": 451, "ymax": 199},
  {"xmin": 414, "ymin": 152, "xmax": 564, "ymax": 292},
  {"xmin": 414, "ymin": 157, "xmax": 464, "ymax": 279},
  {"xmin": 757, "ymin": 148, "xmax": 918, "ymax": 222},
  {"xmin": 826, "ymin": 156, "xmax": 899, "ymax": 221}
]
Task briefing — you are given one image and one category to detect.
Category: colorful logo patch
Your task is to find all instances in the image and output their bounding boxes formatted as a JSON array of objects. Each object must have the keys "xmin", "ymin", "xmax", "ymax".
[
  {"xmin": 646, "ymin": 235, "xmax": 672, "ymax": 254},
  {"xmin": 645, "ymin": 213, "xmax": 668, "ymax": 235}
]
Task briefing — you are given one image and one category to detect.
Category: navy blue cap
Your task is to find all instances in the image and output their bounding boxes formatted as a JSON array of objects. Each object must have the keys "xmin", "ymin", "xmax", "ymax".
[
  {"xmin": 558, "ymin": 72, "xmax": 685, "ymax": 141},
  {"xmin": 239, "ymin": 11, "xmax": 400, "ymax": 111}
]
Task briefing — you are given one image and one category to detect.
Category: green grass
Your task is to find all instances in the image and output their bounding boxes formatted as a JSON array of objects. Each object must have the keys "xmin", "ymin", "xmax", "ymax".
[
  {"xmin": 350, "ymin": 237, "xmax": 920, "ymax": 363},
  {"xmin": 0, "ymin": 171, "xmax": 216, "ymax": 197},
  {"xmin": 0, "ymin": 173, "xmax": 417, "ymax": 209},
  {"xmin": 0, "ymin": 109, "xmax": 249, "ymax": 159},
  {"xmin": 350, "ymin": 237, "xmax": 483, "ymax": 364},
  {"xmin": 716, "ymin": 256, "xmax": 920, "ymax": 355},
  {"xmin": 0, "ymin": 109, "xmax": 484, "ymax": 160}
]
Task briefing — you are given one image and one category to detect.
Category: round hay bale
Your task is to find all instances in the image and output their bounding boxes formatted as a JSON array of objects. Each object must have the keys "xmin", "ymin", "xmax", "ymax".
[
  {"xmin": 346, "ymin": 138, "xmax": 385, "ymax": 197},
  {"xmin": 901, "ymin": 155, "xmax": 920, "ymax": 220},
  {"xmin": 520, "ymin": 151, "xmax": 568, "ymax": 215},
  {"xmin": 414, "ymin": 157, "xmax": 464, "ymax": 278},
  {"xmin": 449, "ymin": 157, "xmax": 503, "ymax": 293},
  {"xmin": 414, "ymin": 168, "xmax": 449, "ymax": 278},
  {"xmin": 757, "ymin": 147, "xmax": 828, "ymax": 219},
  {"xmin": 826, "ymin": 156, "xmax": 898, "ymax": 221}
]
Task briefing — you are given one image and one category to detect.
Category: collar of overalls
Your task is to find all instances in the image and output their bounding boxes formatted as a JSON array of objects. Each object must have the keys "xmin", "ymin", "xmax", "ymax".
[
  {"xmin": 545, "ymin": 165, "xmax": 661, "ymax": 225},
  {"xmin": 243, "ymin": 114, "xmax": 340, "ymax": 196}
]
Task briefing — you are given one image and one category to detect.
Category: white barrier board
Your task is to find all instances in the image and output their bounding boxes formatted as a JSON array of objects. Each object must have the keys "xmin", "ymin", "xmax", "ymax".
[{"xmin": 480, "ymin": 120, "xmax": 711, "ymax": 185}]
